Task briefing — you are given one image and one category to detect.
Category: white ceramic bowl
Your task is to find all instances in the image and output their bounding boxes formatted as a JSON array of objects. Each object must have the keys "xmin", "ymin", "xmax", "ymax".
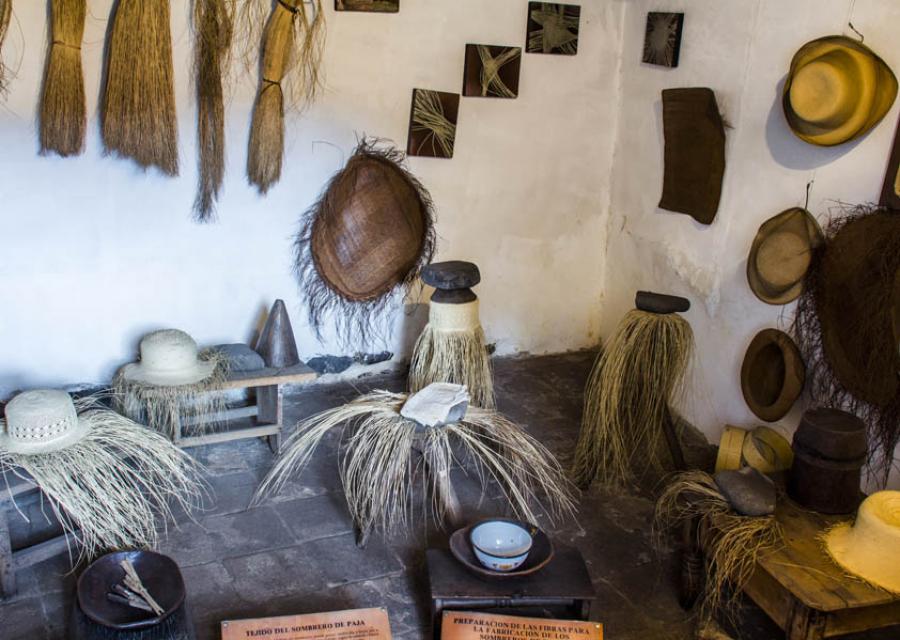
[{"xmin": 469, "ymin": 520, "xmax": 534, "ymax": 572}]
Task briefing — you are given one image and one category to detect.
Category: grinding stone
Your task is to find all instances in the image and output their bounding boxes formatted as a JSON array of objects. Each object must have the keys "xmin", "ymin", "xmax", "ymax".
[
  {"xmin": 212, "ymin": 344, "xmax": 265, "ymax": 372},
  {"xmin": 421, "ymin": 261, "xmax": 481, "ymax": 290},
  {"xmin": 714, "ymin": 467, "xmax": 776, "ymax": 517},
  {"xmin": 635, "ymin": 291, "xmax": 690, "ymax": 314}
]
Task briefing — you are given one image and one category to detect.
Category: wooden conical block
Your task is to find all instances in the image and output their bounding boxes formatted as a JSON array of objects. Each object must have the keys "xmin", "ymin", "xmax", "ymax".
[{"xmin": 256, "ymin": 300, "xmax": 300, "ymax": 368}]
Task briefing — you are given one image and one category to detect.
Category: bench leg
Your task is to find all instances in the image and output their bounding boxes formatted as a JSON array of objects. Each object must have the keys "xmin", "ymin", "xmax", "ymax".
[
  {"xmin": 786, "ymin": 602, "xmax": 826, "ymax": 640},
  {"xmin": 258, "ymin": 385, "xmax": 282, "ymax": 454},
  {"xmin": 0, "ymin": 509, "xmax": 16, "ymax": 598}
]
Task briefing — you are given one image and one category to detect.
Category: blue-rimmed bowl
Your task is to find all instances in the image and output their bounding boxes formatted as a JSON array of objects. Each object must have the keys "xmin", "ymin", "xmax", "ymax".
[{"xmin": 469, "ymin": 519, "xmax": 535, "ymax": 572}]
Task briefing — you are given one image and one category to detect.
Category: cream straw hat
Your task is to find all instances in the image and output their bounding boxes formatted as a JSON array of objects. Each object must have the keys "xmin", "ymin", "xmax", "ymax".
[
  {"xmin": 121, "ymin": 329, "xmax": 216, "ymax": 386},
  {"xmin": 0, "ymin": 389, "xmax": 91, "ymax": 455}
]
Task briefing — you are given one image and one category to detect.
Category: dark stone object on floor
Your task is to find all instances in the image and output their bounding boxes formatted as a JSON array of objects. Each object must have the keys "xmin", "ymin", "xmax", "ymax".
[
  {"xmin": 306, "ymin": 355, "xmax": 355, "ymax": 374},
  {"xmin": 355, "ymin": 351, "xmax": 393, "ymax": 366},
  {"xmin": 714, "ymin": 467, "xmax": 776, "ymax": 516},
  {"xmin": 211, "ymin": 344, "xmax": 265, "ymax": 372}
]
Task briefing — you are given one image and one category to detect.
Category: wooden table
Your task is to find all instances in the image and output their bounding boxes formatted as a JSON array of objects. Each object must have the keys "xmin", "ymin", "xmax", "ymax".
[
  {"xmin": 695, "ymin": 499, "xmax": 900, "ymax": 639},
  {"xmin": 427, "ymin": 545, "xmax": 595, "ymax": 638}
]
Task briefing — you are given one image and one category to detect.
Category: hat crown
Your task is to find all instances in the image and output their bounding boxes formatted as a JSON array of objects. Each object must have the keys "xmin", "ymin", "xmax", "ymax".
[
  {"xmin": 790, "ymin": 50, "xmax": 860, "ymax": 126},
  {"xmin": 756, "ymin": 232, "xmax": 811, "ymax": 289},
  {"xmin": 139, "ymin": 330, "xmax": 201, "ymax": 373},
  {"xmin": 3, "ymin": 390, "xmax": 79, "ymax": 446}
]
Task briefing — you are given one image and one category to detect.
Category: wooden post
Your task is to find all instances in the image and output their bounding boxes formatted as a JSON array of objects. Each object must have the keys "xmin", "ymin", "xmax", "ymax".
[{"xmin": 0, "ymin": 508, "xmax": 15, "ymax": 598}]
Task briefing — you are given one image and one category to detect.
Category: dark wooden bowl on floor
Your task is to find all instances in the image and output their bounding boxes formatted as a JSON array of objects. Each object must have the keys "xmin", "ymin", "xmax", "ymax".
[
  {"xmin": 450, "ymin": 523, "xmax": 554, "ymax": 581},
  {"xmin": 77, "ymin": 550, "xmax": 185, "ymax": 631}
]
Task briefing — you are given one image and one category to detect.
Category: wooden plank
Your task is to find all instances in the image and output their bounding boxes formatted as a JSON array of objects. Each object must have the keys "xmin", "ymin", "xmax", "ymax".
[
  {"xmin": 0, "ymin": 508, "xmax": 15, "ymax": 597},
  {"xmin": 13, "ymin": 533, "xmax": 73, "ymax": 569},
  {"xmin": 177, "ymin": 425, "xmax": 281, "ymax": 449},
  {"xmin": 825, "ymin": 600, "xmax": 900, "ymax": 637},
  {"xmin": 220, "ymin": 363, "xmax": 316, "ymax": 390},
  {"xmin": 181, "ymin": 405, "xmax": 258, "ymax": 427},
  {"xmin": 1, "ymin": 470, "xmax": 39, "ymax": 502}
]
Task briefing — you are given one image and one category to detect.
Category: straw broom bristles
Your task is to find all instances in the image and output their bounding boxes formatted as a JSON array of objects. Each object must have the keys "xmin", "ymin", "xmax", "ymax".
[
  {"xmin": 245, "ymin": 0, "xmax": 325, "ymax": 194},
  {"xmin": 193, "ymin": 0, "xmax": 235, "ymax": 221},
  {"xmin": 0, "ymin": 397, "xmax": 205, "ymax": 563},
  {"xmin": 39, "ymin": 0, "xmax": 87, "ymax": 157},
  {"xmin": 0, "ymin": 0, "xmax": 11, "ymax": 96},
  {"xmin": 254, "ymin": 390, "xmax": 575, "ymax": 538},
  {"xmin": 654, "ymin": 471, "xmax": 781, "ymax": 620},
  {"xmin": 572, "ymin": 309, "xmax": 693, "ymax": 488},
  {"xmin": 102, "ymin": 0, "xmax": 178, "ymax": 175}
]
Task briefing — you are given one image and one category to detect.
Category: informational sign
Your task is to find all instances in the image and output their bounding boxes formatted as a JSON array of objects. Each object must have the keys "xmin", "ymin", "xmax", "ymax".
[
  {"xmin": 441, "ymin": 612, "xmax": 602, "ymax": 640},
  {"xmin": 221, "ymin": 607, "xmax": 392, "ymax": 640}
]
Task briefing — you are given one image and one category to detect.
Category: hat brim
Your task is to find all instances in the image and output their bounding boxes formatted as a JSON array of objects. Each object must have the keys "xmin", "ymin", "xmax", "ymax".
[
  {"xmin": 740, "ymin": 329, "xmax": 806, "ymax": 422},
  {"xmin": 0, "ymin": 418, "xmax": 91, "ymax": 455},
  {"xmin": 120, "ymin": 360, "xmax": 217, "ymax": 387},
  {"xmin": 825, "ymin": 522, "xmax": 900, "ymax": 595},
  {"xmin": 783, "ymin": 36, "xmax": 898, "ymax": 146},
  {"xmin": 747, "ymin": 208, "xmax": 824, "ymax": 305}
]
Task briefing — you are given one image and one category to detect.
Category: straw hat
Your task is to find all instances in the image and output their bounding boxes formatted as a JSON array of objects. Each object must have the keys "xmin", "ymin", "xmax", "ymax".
[
  {"xmin": 824, "ymin": 491, "xmax": 900, "ymax": 594},
  {"xmin": 747, "ymin": 208, "xmax": 824, "ymax": 305},
  {"xmin": 0, "ymin": 389, "xmax": 91, "ymax": 455},
  {"xmin": 121, "ymin": 329, "xmax": 216, "ymax": 386},
  {"xmin": 783, "ymin": 36, "xmax": 898, "ymax": 146},
  {"xmin": 740, "ymin": 329, "xmax": 805, "ymax": 421}
]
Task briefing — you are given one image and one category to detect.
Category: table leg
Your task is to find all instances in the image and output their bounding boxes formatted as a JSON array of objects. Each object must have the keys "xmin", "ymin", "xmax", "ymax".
[
  {"xmin": 679, "ymin": 516, "xmax": 704, "ymax": 610},
  {"xmin": 432, "ymin": 598, "xmax": 444, "ymax": 640},
  {"xmin": 786, "ymin": 602, "xmax": 826, "ymax": 640},
  {"xmin": 258, "ymin": 385, "xmax": 282, "ymax": 455},
  {"xmin": 0, "ymin": 508, "xmax": 15, "ymax": 598}
]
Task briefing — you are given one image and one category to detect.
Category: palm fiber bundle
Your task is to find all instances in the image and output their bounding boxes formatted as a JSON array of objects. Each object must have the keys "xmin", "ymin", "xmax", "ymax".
[
  {"xmin": 254, "ymin": 390, "xmax": 575, "ymax": 540},
  {"xmin": 410, "ymin": 300, "xmax": 495, "ymax": 409},
  {"xmin": 572, "ymin": 309, "xmax": 693, "ymax": 488},
  {"xmin": 244, "ymin": 0, "xmax": 325, "ymax": 193},
  {"xmin": 294, "ymin": 138, "xmax": 436, "ymax": 345},
  {"xmin": 794, "ymin": 205, "xmax": 900, "ymax": 485},
  {"xmin": 0, "ymin": 397, "xmax": 204, "ymax": 563},
  {"xmin": 102, "ymin": 0, "xmax": 178, "ymax": 175},
  {"xmin": 655, "ymin": 471, "xmax": 781, "ymax": 620},
  {"xmin": 0, "ymin": 0, "xmax": 11, "ymax": 96},
  {"xmin": 112, "ymin": 350, "xmax": 229, "ymax": 440},
  {"xmin": 193, "ymin": 0, "xmax": 235, "ymax": 220},
  {"xmin": 39, "ymin": 0, "xmax": 87, "ymax": 156}
]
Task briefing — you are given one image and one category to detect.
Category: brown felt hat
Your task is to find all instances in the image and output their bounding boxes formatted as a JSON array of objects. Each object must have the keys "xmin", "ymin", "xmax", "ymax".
[
  {"xmin": 783, "ymin": 36, "xmax": 898, "ymax": 147},
  {"xmin": 747, "ymin": 208, "xmax": 824, "ymax": 305},
  {"xmin": 659, "ymin": 87, "xmax": 726, "ymax": 225},
  {"xmin": 816, "ymin": 210, "xmax": 900, "ymax": 407},
  {"xmin": 740, "ymin": 329, "xmax": 806, "ymax": 422}
]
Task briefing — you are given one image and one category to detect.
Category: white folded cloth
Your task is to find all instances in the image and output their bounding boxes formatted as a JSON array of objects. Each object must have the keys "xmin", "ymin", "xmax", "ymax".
[{"xmin": 400, "ymin": 383, "xmax": 470, "ymax": 428}]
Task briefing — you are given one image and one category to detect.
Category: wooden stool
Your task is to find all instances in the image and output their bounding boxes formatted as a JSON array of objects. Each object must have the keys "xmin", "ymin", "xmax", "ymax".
[
  {"xmin": 427, "ymin": 545, "xmax": 595, "ymax": 638},
  {"xmin": 687, "ymin": 499, "xmax": 900, "ymax": 639}
]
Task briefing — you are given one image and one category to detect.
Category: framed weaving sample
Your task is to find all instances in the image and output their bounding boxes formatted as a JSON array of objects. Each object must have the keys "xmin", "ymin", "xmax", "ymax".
[
  {"xmin": 526, "ymin": 3, "xmax": 580, "ymax": 55},
  {"xmin": 463, "ymin": 44, "xmax": 522, "ymax": 98},
  {"xmin": 407, "ymin": 89, "xmax": 460, "ymax": 159},
  {"xmin": 335, "ymin": 0, "xmax": 398, "ymax": 12},
  {"xmin": 642, "ymin": 12, "xmax": 684, "ymax": 67}
]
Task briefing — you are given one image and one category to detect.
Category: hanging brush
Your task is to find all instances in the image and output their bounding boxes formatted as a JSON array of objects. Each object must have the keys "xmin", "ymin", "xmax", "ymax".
[
  {"xmin": 102, "ymin": 0, "xmax": 179, "ymax": 175},
  {"xmin": 40, "ymin": 0, "xmax": 87, "ymax": 157}
]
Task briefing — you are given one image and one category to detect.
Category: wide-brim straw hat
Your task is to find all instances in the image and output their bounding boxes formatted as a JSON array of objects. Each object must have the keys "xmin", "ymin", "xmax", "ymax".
[
  {"xmin": 0, "ymin": 389, "xmax": 91, "ymax": 455},
  {"xmin": 121, "ymin": 329, "xmax": 216, "ymax": 387},
  {"xmin": 783, "ymin": 36, "xmax": 898, "ymax": 146},
  {"xmin": 741, "ymin": 329, "xmax": 806, "ymax": 421},
  {"xmin": 747, "ymin": 208, "xmax": 824, "ymax": 305},
  {"xmin": 824, "ymin": 490, "xmax": 900, "ymax": 594}
]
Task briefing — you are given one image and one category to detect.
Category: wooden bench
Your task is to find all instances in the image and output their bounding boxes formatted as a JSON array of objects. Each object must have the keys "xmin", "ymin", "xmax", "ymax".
[{"xmin": 690, "ymin": 499, "xmax": 900, "ymax": 639}]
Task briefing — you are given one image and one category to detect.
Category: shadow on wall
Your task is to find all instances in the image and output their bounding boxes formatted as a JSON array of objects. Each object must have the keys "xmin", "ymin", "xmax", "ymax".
[{"xmin": 765, "ymin": 77, "xmax": 863, "ymax": 169}]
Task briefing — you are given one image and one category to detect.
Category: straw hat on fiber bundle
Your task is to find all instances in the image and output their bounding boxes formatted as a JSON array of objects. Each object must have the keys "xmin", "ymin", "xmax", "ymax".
[{"xmin": 783, "ymin": 36, "xmax": 897, "ymax": 146}]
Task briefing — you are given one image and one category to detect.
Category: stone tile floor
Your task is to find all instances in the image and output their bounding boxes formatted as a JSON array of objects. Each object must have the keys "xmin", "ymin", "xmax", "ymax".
[{"xmin": 2, "ymin": 352, "xmax": 898, "ymax": 639}]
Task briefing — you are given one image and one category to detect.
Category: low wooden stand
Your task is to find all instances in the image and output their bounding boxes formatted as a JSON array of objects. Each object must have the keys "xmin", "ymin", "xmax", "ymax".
[{"xmin": 686, "ymin": 499, "xmax": 900, "ymax": 639}]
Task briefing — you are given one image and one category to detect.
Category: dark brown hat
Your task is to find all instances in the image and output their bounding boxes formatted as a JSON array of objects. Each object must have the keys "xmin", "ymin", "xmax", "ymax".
[
  {"xmin": 659, "ymin": 87, "xmax": 726, "ymax": 225},
  {"xmin": 740, "ymin": 329, "xmax": 806, "ymax": 422},
  {"xmin": 747, "ymin": 208, "xmax": 824, "ymax": 305}
]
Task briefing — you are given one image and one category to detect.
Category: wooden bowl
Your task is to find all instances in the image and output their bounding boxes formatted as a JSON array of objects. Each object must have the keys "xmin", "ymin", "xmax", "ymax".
[{"xmin": 450, "ymin": 520, "xmax": 554, "ymax": 581}]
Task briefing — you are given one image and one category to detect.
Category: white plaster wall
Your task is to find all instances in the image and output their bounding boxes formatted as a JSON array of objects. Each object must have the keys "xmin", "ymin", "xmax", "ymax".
[
  {"xmin": 0, "ymin": 0, "xmax": 621, "ymax": 394},
  {"xmin": 604, "ymin": 0, "xmax": 900, "ymax": 487}
]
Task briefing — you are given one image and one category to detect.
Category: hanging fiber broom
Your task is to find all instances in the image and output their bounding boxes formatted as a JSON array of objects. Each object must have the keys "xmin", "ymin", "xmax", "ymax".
[
  {"xmin": 102, "ymin": 0, "xmax": 179, "ymax": 175},
  {"xmin": 244, "ymin": 0, "xmax": 325, "ymax": 194},
  {"xmin": 0, "ymin": 0, "xmax": 12, "ymax": 96},
  {"xmin": 39, "ymin": 0, "xmax": 87, "ymax": 157},
  {"xmin": 193, "ymin": 0, "xmax": 235, "ymax": 220}
]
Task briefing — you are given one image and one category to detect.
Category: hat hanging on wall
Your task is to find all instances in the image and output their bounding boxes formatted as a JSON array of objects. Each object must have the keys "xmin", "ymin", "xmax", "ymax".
[
  {"xmin": 783, "ymin": 35, "xmax": 898, "ymax": 147},
  {"xmin": 294, "ymin": 138, "xmax": 436, "ymax": 345},
  {"xmin": 113, "ymin": 329, "xmax": 229, "ymax": 439},
  {"xmin": 0, "ymin": 0, "xmax": 13, "ymax": 96},
  {"xmin": 740, "ymin": 328, "xmax": 805, "ymax": 422},
  {"xmin": 824, "ymin": 490, "xmax": 900, "ymax": 594},
  {"xmin": 794, "ymin": 205, "xmax": 900, "ymax": 484},
  {"xmin": 409, "ymin": 261, "xmax": 494, "ymax": 409},
  {"xmin": 658, "ymin": 87, "xmax": 727, "ymax": 225},
  {"xmin": 0, "ymin": 390, "xmax": 203, "ymax": 562},
  {"xmin": 747, "ymin": 208, "xmax": 824, "ymax": 305}
]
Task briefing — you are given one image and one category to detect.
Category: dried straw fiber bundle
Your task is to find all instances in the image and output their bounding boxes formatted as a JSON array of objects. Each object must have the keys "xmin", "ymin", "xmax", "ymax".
[
  {"xmin": 39, "ymin": 0, "xmax": 87, "ymax": 157},
  {"xmin": 193, "ymin": 0, "xmax": 235, "ymax": 221},
  {"xmin": 294, "ymin": 138, "xmax": 436, "ymax": 345},
  {"xmin": 254, "ymin": 390, "xmax": 575, "ymax": 540},
  {"xmin": 244, "ymin": 0, "xmax": 325, "ymax": 193},
  {"xmin": 572, "ymin": 306, "xmax": 693, "ymax": 488},
  {"xmin": 0, "ymin": 391, "xmax": 204, "ymax": 563},
  {"xmin": 0, "ymin": 0, "xmax": 11, "ymax": 96},
  {"xmin": 101, "ymin": 0, "xmax": 178, "ymax": 175},
  {"xmin": 655, "ymin": 471, "xmax": 781, "ymax": 619}
]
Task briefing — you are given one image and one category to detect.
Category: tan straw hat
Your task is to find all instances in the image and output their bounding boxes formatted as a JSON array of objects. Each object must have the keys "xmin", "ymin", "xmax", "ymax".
[
  {"xmin": 747, "ymin": 208, "xmax": 824, "ymax": 305},
  {"xmin": 824, "ymin": 490, "xmax": 900, "ymax": 594},
  {"xmin": 783, "ymin": 36, "xmax": 898, "ymax": 146},
  {"xmin": 0, "ymin": 389, "xmax": 91, "ymax": 455},
  {"xmin": 121, "ymin": 329, "xmax": 216, "ymax": 386},
  {"xmin": 740, "ymin": 329, "xmax": 806, "ymax": 422}
]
